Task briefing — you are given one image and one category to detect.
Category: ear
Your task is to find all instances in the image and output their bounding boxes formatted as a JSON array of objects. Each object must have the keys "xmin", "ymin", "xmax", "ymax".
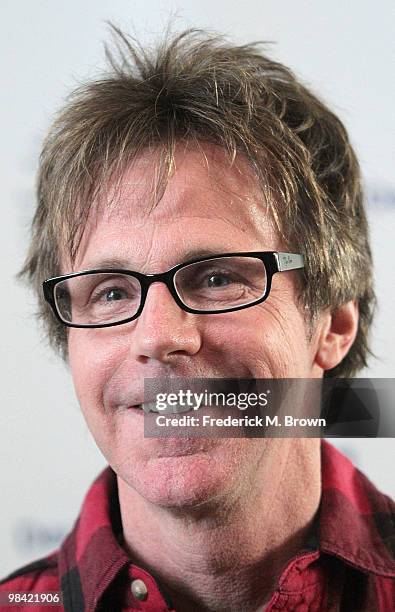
[{"xmin": 314, "ymin": 301, "xmax": 359, "ymax": 371}]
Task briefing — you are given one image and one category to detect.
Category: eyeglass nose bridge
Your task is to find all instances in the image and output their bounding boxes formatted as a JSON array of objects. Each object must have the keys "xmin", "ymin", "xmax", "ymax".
[{"xmin": 137, "ymin": 268, "xmax": 186, "ymax": 315}]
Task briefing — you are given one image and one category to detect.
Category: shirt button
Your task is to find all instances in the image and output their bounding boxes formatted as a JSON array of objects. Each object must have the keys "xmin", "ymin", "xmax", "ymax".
[{"xmin": 131, "ymin": 578, "xmax": 148, "ymax": 601}]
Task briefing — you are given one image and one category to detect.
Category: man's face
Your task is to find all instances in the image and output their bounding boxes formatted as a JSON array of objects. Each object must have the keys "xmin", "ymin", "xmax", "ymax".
[{"xmin": 67, "ymin": 145, "xmax": 323, "ymax": 508}]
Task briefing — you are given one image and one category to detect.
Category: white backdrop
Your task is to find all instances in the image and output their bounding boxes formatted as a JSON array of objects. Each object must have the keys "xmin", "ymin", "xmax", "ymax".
[{"xmin": 1, "ymin": 0, "xmax": 394, "ymax": 576}]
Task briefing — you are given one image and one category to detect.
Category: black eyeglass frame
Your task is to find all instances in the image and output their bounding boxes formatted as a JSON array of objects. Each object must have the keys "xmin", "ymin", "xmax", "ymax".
[{"xmin": 43, "ymin": 251, "xmax": 304, "ymax": 329}]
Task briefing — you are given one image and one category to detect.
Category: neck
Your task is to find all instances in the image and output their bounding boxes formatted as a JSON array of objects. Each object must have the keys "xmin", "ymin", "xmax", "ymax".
[{"xmin": 118, "ymin": 439, "xmax": 321, "ymax": 612}]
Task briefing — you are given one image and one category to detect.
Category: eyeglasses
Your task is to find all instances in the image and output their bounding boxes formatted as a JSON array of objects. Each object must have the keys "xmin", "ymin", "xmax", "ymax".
[{"xmin": 43, "ymin": 251, "xmax": 304, "ymax": 329}]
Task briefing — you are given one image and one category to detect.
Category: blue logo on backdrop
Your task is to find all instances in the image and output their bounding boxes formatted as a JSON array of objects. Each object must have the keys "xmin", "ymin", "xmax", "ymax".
[
  {"xmin": 366, "ymin": 183, "xmax": 395, "ymax": 208},
  {"xmin": 14, "ymin": 519, "xmax": 67, "ymax": 553}
]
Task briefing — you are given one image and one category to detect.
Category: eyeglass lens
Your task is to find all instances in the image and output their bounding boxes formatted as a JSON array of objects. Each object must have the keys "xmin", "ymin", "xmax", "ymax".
[{"xmin": 174, "ymin": 257, "xmax": 267, "ymax": 310}]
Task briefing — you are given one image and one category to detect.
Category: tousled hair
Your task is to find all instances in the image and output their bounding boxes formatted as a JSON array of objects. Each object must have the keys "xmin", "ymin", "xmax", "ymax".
[{"xmin": 20, "ymin": 25, "xmax": 375, "ymax": 376}]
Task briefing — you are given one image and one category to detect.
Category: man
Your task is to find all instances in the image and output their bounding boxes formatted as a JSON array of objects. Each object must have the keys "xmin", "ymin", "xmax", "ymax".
[{"xmin": 1, "ymin": 26, "xmax": 394, "ymax": 611}]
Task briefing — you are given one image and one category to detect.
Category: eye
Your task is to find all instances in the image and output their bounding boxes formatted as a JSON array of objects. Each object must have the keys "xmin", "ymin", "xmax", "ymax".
[
  {"xmin": 182, "ymin": 266, "xmax": 245, "ymax": 292},
  {"xmin": 104, "ymin": 288, "xmax": 128, "ymax": 301},
  {"xmin": 206, "ymin": 272, "xmax": 234, "ymax": 287},
  {"xmin": 90, "ymin": 285, "xmax": 134, "ymax": 304}
]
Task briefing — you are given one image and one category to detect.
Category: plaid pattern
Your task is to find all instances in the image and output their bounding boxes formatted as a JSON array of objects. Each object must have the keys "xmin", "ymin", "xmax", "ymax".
[{"xmin": 1, "ymin": 441, "xmax": 394, "ymax": 611}]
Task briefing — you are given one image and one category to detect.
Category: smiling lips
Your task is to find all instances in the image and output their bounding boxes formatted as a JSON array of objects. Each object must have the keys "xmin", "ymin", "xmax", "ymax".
[
  {"xmin": 130, "ymin": 402, "xmax": 194, "ymax": 414},
  {"xmin": 129, "ymin": 403, "xmax": 156, "ymax": 413}
]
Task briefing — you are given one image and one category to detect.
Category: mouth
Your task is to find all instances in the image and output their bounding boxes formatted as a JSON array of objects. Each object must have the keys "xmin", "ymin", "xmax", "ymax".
[
  {"xmin": 127, "ymin": 402, "xmax": 164, "ymax": 413},
  {"xmin": 127, "ymin": 403, "xmax": 148, "ymax": 413},
  {"xmin": 128, "ymin": 402, "xmax": 194, "ymax": 414}
]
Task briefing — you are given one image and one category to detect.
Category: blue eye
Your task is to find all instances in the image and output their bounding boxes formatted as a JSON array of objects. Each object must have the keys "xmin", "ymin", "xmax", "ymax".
[
  {"xmin": 105, "ymin": 288, "xmax": 127, "ymax": 301},
  {"xmin": 206, "ymin": 273, "xmax": 233, "ymax": 287}
]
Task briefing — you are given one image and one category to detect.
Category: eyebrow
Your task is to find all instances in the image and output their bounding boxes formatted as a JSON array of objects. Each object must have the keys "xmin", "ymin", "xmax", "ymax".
[{"xmin": 79, "ymin": 248, "xmax": 229, "ymax": 272}]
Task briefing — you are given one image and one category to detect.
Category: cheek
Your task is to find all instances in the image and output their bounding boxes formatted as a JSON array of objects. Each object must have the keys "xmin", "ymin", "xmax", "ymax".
[
  {"xmin": 238, "ymin": 303, "xmax": 312, "ymax": 377},
  {"xmin": 68, "ymin": 329, "xmax": 125, "ymax": 413},
  {"xmin": 68, "ymin": 330, "xmax": 132, "ymax": 461}
]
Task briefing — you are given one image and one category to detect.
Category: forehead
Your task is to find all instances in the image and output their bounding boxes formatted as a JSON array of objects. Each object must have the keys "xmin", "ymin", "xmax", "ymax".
[{"xmin": 67, "ymin": 144, "xmax": 280, "ymax": 271}]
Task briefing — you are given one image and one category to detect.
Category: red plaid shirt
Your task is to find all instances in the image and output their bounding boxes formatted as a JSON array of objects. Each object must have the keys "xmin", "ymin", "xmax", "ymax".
[{"xmin": 1, "ymin": 441, "xmax": 394, "ymax": 611}]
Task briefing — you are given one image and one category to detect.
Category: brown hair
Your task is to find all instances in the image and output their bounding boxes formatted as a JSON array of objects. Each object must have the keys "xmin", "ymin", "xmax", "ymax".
[{"xmin": 20, "ymin": 26, "xmax": 375, "ymax": 376}]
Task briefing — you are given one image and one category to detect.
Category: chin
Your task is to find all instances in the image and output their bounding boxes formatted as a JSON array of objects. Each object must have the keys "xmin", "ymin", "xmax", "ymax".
[{"xmin": 114, "ymin": 439, "xmax": 240, "ymax": 510}]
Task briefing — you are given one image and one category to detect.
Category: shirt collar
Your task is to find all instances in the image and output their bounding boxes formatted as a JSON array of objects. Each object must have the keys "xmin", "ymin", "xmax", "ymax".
[{"xmin": 319, "ymin": 440, "xmax": 395, "ymax": 577}]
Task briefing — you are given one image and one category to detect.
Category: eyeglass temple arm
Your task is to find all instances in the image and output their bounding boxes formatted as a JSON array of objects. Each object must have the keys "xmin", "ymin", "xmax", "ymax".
[{"xmin": 275, "ymin": 252, "xmax": 304, "ymax": 272}]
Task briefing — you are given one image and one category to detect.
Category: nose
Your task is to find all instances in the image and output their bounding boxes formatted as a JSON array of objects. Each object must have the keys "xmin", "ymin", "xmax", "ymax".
[{"xmin": 130, "ymin": 282, "xmax": 202, "ymax": 363}]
